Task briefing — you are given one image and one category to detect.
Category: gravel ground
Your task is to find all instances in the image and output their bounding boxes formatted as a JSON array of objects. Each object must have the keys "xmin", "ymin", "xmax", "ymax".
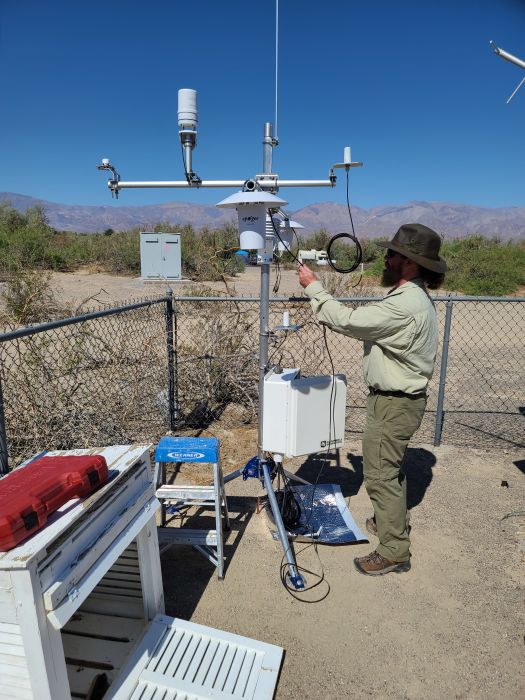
[{"xmin": 159, "ymin": 437, "xmax": 524, "ymax": 699}]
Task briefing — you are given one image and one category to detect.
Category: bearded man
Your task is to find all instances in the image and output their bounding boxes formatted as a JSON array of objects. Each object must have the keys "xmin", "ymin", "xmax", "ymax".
[{"xmin": 298, "ymin": 224, "xmax": 446, "ymax": 575}]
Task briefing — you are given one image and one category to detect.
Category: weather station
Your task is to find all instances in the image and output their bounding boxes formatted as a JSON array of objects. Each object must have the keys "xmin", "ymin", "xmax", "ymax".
[{"xmin": 97, "ymin": 4, "xmax": 365, "ymax": 592}]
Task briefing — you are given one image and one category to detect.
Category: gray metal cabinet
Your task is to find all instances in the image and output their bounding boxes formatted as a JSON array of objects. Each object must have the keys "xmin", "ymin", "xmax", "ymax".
[{"xmin": 140, "ymin": 232, "xmax": 182, "ymax": 280}]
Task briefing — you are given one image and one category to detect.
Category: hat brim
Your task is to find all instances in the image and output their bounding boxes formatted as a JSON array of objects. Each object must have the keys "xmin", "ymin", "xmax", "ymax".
[{"xmin": 377, "ymin": 241, "xmax": 447, "ymax": 273}]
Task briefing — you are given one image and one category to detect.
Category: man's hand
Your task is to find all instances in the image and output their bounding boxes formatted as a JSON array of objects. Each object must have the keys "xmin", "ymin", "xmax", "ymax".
[{"xmin": 298, "ymin": 264, "xmax": 319, "ymax": 289}]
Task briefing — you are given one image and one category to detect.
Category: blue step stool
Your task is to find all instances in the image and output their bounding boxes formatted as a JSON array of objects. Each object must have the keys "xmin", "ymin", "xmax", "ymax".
[{"xmin": 154, "ymin": 437, "xmax": 230, "ymax": 579}]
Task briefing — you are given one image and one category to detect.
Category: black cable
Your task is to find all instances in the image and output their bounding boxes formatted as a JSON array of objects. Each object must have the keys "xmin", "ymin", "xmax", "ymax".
[
  {"xmin": 345, "ymin": 167, "xmax": 357, "ymax": 237},
  {"xmin": 180, "ymin": 142, "xmax": 192, "ymax": 185},
  {"xmin": 274, "ymin": 465, "xmax": 302, "ymax": 528},
  {"xmin": 327, "ymin": 168, "xmax": 363, "ymax": 274},
  {"xmin": 270, "ymin": 215, "xmax": 302, "ymax": 265},
  {"xmin": 279, "ymin": 542, "xmax": 330, "ymax": 603},
  {"xmin": 272, "ymin": 253, "xmax": 281, "ymax": 293}
]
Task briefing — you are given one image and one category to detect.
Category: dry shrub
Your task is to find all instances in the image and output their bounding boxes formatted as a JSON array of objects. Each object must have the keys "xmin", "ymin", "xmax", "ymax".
[
  {"xmin": 176, "ymin": 299, "xmax": 259, "ymax": 427},
  {"xmin": 0, "ymin": 268, "xmax": 71, "ymax": 326},
  {"xmin": 317, "ymin": 269, "xmax": 381, "ymax": 298},
  {"xmin": 1, "ymin": 304, "xmax": 168, "ymax": 467}
]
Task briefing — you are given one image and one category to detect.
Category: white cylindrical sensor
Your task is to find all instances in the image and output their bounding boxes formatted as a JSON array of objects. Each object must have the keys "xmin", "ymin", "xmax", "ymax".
[
  {"xmin": 282, "ymin": 311, "xmax": 290, "ymax": 327},
  {"xmin": 344, "ymin": 146, "xmax": 351, "ymax": 164},
  {"xmin": 277, "ymin": 229, "xmax": 293, "ymax": 252},
  {"xmin": 102, "ymin": 158, "xmax": 110, "ymax": 166},
  {"xmin": 238, "ymin": 204, "xmax": 267, "ymax": 249},
  {"xmin": 178, "ymin": 89, "xmax": 198, "ymax": 129}
]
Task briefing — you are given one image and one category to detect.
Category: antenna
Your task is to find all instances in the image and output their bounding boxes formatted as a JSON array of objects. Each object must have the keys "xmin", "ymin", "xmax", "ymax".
[
  {"xmin": 490, "ymin": 40, "xmax": 525, "ymax": 103},
  {"xmin": 274, "ymin": 0, "xmax": 279, "ymax": 142}
]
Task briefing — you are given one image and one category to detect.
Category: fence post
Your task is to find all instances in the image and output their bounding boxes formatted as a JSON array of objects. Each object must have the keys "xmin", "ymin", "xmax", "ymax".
[
  {"xmin": 173, "ymin": 297, "xmax": 179, "ymax": 428},
  {"xmin": 0, "ymin": 374, "xmax": 8, "ymax": 474},
  {"xmin": 434, "ymin": 298, "xmax": 454, "ymax": 447},
  {"xmin": 165, "ymin": 290, "xmax": 177, "ymax": 431}
]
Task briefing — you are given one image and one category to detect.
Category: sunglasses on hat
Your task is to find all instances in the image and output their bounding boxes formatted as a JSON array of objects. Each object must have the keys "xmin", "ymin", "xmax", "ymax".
[{"xmin": 386, "ymin": 249, "xmax": 406, "ymax": 259}]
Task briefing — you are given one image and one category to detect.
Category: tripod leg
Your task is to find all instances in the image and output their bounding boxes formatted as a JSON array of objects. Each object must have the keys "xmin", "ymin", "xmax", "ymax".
[{"xmin": 261, "ymin": 461, "xmax": 305, "ymax": 590}]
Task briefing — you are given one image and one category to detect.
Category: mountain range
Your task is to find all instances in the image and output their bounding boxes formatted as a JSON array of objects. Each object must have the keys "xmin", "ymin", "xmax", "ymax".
[{"xmin": 1, "ymin": 192, "xmax": 524, "ymax": 240}]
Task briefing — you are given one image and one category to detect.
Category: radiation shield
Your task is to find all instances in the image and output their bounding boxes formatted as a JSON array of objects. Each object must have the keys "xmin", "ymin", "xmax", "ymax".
[{"xmin": 238, "ymin": 204, "xmax": 267, "ymax": 250}]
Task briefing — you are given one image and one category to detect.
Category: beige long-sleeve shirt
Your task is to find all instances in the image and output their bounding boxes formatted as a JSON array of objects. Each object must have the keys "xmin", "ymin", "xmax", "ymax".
[{"xmin": 304, "ymin": 279, "xmax": 438, "ymax": 394}]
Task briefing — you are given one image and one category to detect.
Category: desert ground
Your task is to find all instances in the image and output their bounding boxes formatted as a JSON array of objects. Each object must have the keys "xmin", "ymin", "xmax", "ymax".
[
  {"xmin": 48, "ymin": 264, "xmax": 303, "ymax": 306},
  {"xmin": 24, "ymin": 269, "xmax": 525, "ymax": 697}
]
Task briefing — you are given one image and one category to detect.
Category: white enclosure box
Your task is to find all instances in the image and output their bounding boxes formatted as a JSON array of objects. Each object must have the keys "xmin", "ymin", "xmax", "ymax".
[
  {"xmin": 262, "ymin": 368, "xmax": 347, "ymax": 457},
  {"xmin": 140, "ymin": 232, "xmax": 182, "ymax": 280}
]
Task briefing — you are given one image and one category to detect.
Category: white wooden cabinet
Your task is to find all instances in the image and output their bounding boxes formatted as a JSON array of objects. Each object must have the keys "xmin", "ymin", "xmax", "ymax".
[
  {"xmin": 0, "ymin": 445, "xmax": 164, "ymax": 700},
  {"xmin": 0, "ymin": 444, "xmax": 283, "ymax": 700}
]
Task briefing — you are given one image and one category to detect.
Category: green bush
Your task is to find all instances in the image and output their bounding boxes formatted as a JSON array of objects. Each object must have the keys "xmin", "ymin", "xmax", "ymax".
[
  {"xmin": 441, "ymin": 236, "xmax": 525, "ymax": 296},
  {"xmin": 0, "ymin": 202, "xmax": 522, "ymax": 295},
  {"xmin": 362, "ymin": 234, "xmax": 524, "ymax": 295}
]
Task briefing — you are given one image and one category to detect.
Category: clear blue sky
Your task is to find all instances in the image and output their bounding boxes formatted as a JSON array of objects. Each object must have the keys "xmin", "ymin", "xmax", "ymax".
[{"xmin": 1, "ymin": 0, "xmax": 525, "ymax": 211}]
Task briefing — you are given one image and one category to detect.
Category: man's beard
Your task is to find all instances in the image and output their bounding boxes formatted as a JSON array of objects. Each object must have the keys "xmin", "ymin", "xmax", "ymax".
[{"xmin": 381, "ymin": 266, "xmax": 401, "ymax": 287}]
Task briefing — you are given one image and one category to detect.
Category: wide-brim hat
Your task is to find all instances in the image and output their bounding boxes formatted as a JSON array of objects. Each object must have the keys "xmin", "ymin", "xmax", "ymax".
[{"xmin": 377, "ymin": 223, "xmax": 447, "ymax": 273}]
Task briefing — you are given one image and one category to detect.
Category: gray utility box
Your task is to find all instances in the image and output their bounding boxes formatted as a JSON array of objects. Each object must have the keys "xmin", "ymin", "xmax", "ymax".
[{"xmin": 140, "ymin": 232, "xmax": 182, "ymax": 280}]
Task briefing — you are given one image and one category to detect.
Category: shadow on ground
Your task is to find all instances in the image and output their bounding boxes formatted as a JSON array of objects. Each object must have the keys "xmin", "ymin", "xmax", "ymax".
[
  {"xmin": 294, "ymin": 450, "xmax": 363, "ymax": 497},
  {"xmin": 160, "ymin": 494, "xmax": 254, "ymax": 619},
  {"xmin": 293, "ymin": 447, "xmax": 436, "ymax": 510},
  {"xmin": 513, "ymin": 459, "xmax": 525, "ymax": 475},
  {"xmin": 405, "ymin": 447, "xmax": 436, "ymax": 509}
]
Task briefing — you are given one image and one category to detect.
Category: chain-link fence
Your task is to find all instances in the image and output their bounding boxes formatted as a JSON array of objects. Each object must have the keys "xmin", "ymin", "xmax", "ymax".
[
  {"xmin": 0, "ymin": 296, "xmax": 175, "ymax": 472},
  {"xmin": 0, "ymin": 293, "xmax": 523, "ymax": 472},
  {"xmin": 173, "ymin": 296, "xmax": 525, "ymax": 450}
]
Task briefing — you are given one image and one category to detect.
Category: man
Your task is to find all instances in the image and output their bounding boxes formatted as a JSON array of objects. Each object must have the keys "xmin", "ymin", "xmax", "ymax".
[{"xmin": 298, "ymin": 223, "xmax": 447, "ymax": 575}]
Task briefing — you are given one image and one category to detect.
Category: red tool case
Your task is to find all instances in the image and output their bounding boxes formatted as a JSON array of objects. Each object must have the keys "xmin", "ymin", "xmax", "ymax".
[{"xmin": 0, "ymin": 455, "xmax": 109, "ymax": 551}]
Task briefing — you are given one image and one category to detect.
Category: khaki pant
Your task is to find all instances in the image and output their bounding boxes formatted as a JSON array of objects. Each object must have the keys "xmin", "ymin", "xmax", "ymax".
[{"xmin": 362, "ymin": 393, "xmax": 426, "ymax": 562}]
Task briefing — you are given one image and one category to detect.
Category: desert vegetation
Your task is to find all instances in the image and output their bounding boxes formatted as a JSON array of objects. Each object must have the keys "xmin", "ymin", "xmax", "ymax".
[{"xmin": 0, "ymin": 202, "xmax": 523, "ymax": 298}]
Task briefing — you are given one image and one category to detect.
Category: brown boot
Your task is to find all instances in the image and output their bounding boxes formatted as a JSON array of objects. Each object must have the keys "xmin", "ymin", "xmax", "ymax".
[{"xmin": 354, "ymin": 550, "xmax": 411, "ymax": 576}]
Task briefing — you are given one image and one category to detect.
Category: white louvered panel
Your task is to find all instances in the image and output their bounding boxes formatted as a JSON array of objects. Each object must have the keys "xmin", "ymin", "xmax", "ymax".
[
  {"xmin": 95, "ymin": 544, "xmax": 142, "ymax": 597},
  {"xmin": 0, "ymin": 691, "xmax": 33, "ymax": 700},
  {"xmin": 2, "ymin": 674, "xmax": 33, "ymax": 698},
  {"xmin": 223, "ymin": 648, "xmax": 255, "ymax": 696},
  {"xmin": 0, "ymin": 661, "xmax": 31, "ymax": 679},
  {"xmin": 1, "ymin": 667, "xmax": 32, "ymax": 696},
  {"xmin": 192, "ymin": 637, "xmax": 221, "ymax": 686},
  {"xmin": 165, "ymin": 629, "xmax": 203, "ymax": 678},
  {"xmin": 154, "ymin": 627, "xmax": 188, "ymax": 675},
  {"xmin": 93, "ymin": 582, "xmax": 143, "ymax": 597},
  {"xmin": 0, "ymin": 622, "xmax": 32, "ymax": 699},
  {"xmin": 108, "ymin": 615, "xmax": 282, "ymax": 699},
  {"xmin": 210, "ymin": 643, "xmax": 239, "ymax": 692},
  {"xmin": 79, "ymin": 592, "xmax": 145, "ymax": 620},
  {"xmin": 62, "ymin": 585, "xmax": 150, "ymax": 698},
  {"xmin": 0, "ymin": 572, "xmax": 16, "ymax": 624},
  {"xmin": 129, "ymin": 682, "xmax": 155, "ymax": 700}
]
